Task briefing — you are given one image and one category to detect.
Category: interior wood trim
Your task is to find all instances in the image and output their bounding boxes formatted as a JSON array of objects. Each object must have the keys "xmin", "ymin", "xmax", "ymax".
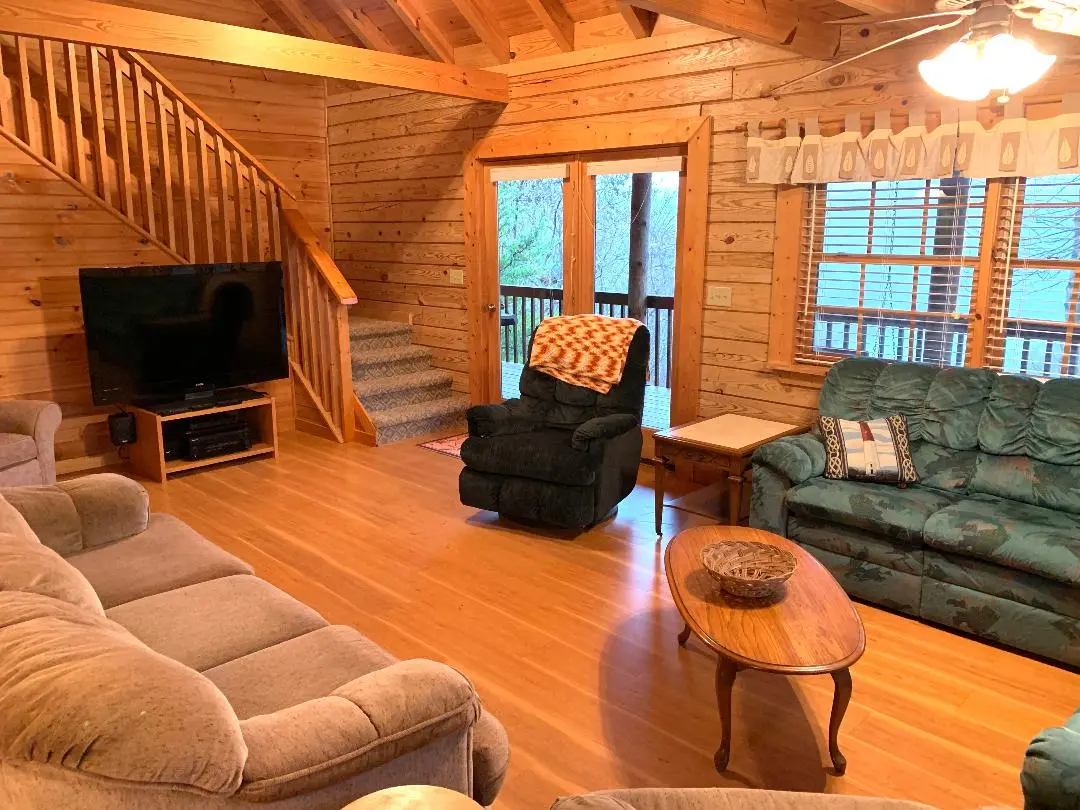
[
  {"xmin": 767, "ymin": 185, "xmax": 805, "ymax": 368},
  {"xmin": 473, "ymin": 118, "xmax": 708, "ymax": 160},
  {"xmin": 489, "ymin": 163, "xmax": 571, "ymax": 181},
  {"xmin": 587, "ymin": 156, "xmax": 685, "ymax": 175},
  {"xmin": 0, "ymin": 0, "xmax": 509, "ymax": 102}
]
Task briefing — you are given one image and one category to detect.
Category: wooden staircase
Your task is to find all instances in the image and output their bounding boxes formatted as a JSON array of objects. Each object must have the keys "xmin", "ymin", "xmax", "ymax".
[{"xmin": 0, "ymin": 31, "xmax": 388, "ymax": 445}]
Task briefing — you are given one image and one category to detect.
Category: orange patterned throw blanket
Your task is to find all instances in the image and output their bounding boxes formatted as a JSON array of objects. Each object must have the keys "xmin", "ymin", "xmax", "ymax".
[{"xmin": 528, "ymin": 314, "xmax": 642, "ymax": 394}]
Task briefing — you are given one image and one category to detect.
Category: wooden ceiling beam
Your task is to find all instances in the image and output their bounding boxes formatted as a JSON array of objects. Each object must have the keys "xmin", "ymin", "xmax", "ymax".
[
  {"xmin": 271, "ymin": 0, "xmax": 336, "ymax": 40},
  {"xmin": 834, "ymin": 0, "xmax": 932, "ymax": 14},
  {"xmin": 617, "ymin": 2, "xmax": 658, "ymax": 38},
  {"xmin": 384, "ymin": 0, "xmax": 456, "ymax": 62},
  {"xmin": 449, "ymin": 0, "xmax": 511, "ymax": 62},
  {"xmin": 523, "ymin": 0, "xmax": 575, "ymax": 51},
  {"xmin": 620, "ymin": 0, "xmax": 839, "ymax": 59},
  {"xmin": 323, "ymin": 0, "xmax": 399, "ymax": 52},
  {"xmin": 0, "ymin": 0, "xmax": 508, "ymax": 101}
]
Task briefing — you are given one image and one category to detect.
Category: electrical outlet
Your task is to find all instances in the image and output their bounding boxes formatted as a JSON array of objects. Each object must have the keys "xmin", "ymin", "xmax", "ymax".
[
  {"xmin": 447, "ymin": 268, "xmax": 464, "ymax": 285},
  {"xmin": 706, "ymin": 285, "xmax": 732, "ymax": 308}
]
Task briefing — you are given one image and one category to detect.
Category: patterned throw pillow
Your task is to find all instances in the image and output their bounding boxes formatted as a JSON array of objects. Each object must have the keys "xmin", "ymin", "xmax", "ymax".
[{"xmin": 819, "ymin": 414, "xmax": 919, "ymax": 487}]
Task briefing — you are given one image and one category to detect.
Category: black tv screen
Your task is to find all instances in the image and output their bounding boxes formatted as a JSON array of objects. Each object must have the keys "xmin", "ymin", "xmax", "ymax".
[{"xmin": 80, "ymin": 262, "xmax": 288, "ymax": 406}]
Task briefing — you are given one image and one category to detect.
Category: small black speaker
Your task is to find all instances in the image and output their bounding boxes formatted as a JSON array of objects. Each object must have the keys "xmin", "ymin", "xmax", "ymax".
[{"xmin": 108, "ymin": 412, "xmax": 136, "ymax": 446}]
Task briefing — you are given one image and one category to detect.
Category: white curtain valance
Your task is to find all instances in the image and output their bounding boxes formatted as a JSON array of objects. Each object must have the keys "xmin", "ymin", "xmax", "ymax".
[{"xmin": 746, "ymin": 96, "xmax": 1080, "ymax": 185}]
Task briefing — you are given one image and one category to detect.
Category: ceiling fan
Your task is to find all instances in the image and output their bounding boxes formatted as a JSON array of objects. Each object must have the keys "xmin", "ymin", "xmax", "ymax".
[{"xmin": 773, "ymin": 0, "xmax": 1077, "ymax": 102}]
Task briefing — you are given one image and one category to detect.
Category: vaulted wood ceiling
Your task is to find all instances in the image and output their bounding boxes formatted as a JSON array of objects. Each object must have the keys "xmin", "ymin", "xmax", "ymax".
[{"xmin": 254, "ymin": 0, "xmax": 934, "ymax": 67}]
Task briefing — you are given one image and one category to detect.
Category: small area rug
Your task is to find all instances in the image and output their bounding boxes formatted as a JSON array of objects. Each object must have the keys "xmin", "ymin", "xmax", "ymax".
[{"xmin": 418, "ymin": 433, "xmax": 467, "ymax": 459}]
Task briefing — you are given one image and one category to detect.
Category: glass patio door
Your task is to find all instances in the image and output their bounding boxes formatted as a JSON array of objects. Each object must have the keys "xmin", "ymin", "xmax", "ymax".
[{"xmin": 490, "ymin": 163, "xmax": 568, "ymax": 400}]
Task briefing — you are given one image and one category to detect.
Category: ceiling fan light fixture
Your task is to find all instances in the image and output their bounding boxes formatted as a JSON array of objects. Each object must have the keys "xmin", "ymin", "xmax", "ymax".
[{"xmin": 918, "ymin": 31, "xmax": 1055, "ymax": 103}]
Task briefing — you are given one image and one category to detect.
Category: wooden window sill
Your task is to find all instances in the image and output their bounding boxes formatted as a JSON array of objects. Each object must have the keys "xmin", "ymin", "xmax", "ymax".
[{"xmin": 765, "ymin": 363, "xmax": 830, "ymax": 379}]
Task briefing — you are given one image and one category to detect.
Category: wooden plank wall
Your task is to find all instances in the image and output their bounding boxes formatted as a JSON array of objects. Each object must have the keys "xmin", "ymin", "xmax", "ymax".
[
  {"xmin": 327, "ymin": 17, "xmax": 1080, "ymax": 426},
  {"xmin": 0, "ymin": 0, "xmax": 331, "ymax": 474}
]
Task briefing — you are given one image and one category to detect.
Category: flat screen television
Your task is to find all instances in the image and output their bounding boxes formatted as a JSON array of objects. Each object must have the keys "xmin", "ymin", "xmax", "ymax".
[{"xmin": 79, "ymin": 262, "xmax": 288, "ymax": 406}]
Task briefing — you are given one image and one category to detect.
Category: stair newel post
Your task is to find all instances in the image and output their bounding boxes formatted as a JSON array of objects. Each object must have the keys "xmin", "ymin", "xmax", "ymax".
[
  {"xmin": 61, "ymin": 43, "xmax": 85, "ymax": 184},
  {"xmin": 335, "ymin": 302, "xmax": 356, "ymax": 443}
]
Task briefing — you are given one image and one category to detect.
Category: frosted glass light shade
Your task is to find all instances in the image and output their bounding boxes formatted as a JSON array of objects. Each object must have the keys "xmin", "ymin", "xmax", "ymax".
[{"xmin": 918, "ymin": 33, "xmax": 1056, "ymax": 102}]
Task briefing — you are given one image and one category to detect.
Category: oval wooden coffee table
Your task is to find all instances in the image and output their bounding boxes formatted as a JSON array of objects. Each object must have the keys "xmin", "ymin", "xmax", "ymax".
[{"xmin": 665, "ymin": 525, "xmax": 865, "ymax": 774}]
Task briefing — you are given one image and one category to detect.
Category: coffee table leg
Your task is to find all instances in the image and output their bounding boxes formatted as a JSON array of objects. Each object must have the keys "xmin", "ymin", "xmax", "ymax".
[
  {"xmin": 654, "ymin": 459, "xmax": 666, "ymax": 536},
  {"xmin": 828, "ymin": 667, "xmax": 853, "ymax": 775},
  {"xmin": 714, "ymin": 656, "xmax": 739, "ymax": 772},
  {"xmin": 677, "ymin": 622, "xmax": 691, "ymax": 646}
]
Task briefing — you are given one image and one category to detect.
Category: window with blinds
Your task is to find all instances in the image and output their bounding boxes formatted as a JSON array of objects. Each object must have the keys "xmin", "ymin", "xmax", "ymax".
[
  {"xmin": 796, "ymin": 178, "xmax": 987, "ymax": 368},
  {"xmin": 985, "ymin": 174, "xmax": 1080, "ymax": 379}
]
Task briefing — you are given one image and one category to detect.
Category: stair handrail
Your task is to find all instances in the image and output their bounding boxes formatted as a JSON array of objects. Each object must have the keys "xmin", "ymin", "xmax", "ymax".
[{"xmin": 281, "ymin": 207, "xmax": 357, "ymax": 305}]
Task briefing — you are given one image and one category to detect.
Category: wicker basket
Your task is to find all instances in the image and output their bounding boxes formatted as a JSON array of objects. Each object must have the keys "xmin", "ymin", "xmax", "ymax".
[{"xmin": 701, "ymin": 540, "xmax": 797, "ymax": 599}]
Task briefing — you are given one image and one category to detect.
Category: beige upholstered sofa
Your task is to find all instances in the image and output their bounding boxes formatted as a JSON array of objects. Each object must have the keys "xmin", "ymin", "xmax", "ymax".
[
  {"xmin": 0, "ymin": 400, "xmax": 61, "ymax": 486},
  {"xmin": 552, "ymin": 789, "xmax": 936, "ymax": 810},
  {"xmin": 0, "ymin": 473, "xmax": 509, "ymax": 809}
]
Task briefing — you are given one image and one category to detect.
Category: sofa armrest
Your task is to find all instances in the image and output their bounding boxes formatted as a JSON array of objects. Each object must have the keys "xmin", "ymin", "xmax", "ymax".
[
  {"xmin": 467, "ymin": 400, "xmax": 540, "ymax": 438},
  {"xmin": 1022, "ymin": 723, "xmax": 1080, "ymax": 810},
  {"xmin": 0, "ymin": 473, "xmax": 149, "ymax": 556},
  {"xmin": 0, "ymin": 400, "xmax": 61, "ymax": 483},
  {"xmin": 236, "ymin": 660, "xmax": 481, "ymax": 803},
  {"xmin": 571, "ymin": 414, "xmax": 639, "ymax": 451},
  {"xmin": 752, "ymin": 433, "xmax": 825, "ymax": 486}
]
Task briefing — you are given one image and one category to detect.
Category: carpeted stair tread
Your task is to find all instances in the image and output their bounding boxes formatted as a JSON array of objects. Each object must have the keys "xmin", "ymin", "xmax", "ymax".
[
  {"xmin": 348, "ymin": 317, "xmax": 412, "ymax": 340},
  {"xmin": 351, "ymin": 345, "xmax": 432, "ymax": 380},
  {"xmin": 370, "ymin": 395, "xmax": 469, "ymax": 430},
  {"xmin": 353, "ymin": 369, "xmax": 452, "ymax": 398}
]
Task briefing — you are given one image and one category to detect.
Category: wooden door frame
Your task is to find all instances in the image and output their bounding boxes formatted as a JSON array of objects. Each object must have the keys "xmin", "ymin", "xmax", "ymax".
[{"xmin": 464, "ymin": 116, "xmax": 711, "ymax": 427}]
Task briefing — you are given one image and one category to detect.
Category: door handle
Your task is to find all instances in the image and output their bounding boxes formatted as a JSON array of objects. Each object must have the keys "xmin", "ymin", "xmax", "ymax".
[{"xmin": 486, "ymin": 304, "xmax": 497, "ymax": 312}]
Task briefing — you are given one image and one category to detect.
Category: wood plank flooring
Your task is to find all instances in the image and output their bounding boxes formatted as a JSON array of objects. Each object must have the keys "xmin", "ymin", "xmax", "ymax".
[{"xmin": 141, "ymin": 431, "xmax": 1080, "ymax": 810}]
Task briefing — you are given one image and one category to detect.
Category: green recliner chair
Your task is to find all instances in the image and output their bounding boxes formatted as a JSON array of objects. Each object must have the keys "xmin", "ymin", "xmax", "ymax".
[{"xmin": 1023, "ymin": 708, "xmax": 1080, "ymax": 810}]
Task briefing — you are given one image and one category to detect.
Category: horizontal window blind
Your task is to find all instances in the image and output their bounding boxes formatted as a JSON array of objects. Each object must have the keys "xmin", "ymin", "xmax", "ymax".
[
  {"xmin": 795, "ymin": 178, "xmax": 987, "ymax": 368},
  {"xmin": 985, "ymin": 174, "xmax": 1080, "ymax": 379}
]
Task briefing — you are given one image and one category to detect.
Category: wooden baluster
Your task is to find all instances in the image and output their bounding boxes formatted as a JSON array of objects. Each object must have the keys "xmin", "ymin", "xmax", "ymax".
[
  {"xmin": 300, "ymin": 255, "xmax": 316, "ymax": 380},
  {"xmin": 194, "ymin": 119, "xmax": 214, "ymax": 262},
  {"xmin": 173, "ymin": 97, "xmax": 195, "ymax": 261},
  {"xmin": 247, "ymin": 164, "xmax": 262, "ymax": 260},
  {"xmin": 14, "ymin": 38, "xmax": 39, "ymax": 152},
  {"xmin": 61, "ymin": 43, "xmax": 85, "ymax": 183},
  {"xmin": 268, "ymin": 184, "xmax": 281, "ymax": 259},
  {"xmin": 0, "ymin": 37, "xmax": 15, "ymax": 129},
  {"xmin": 86, "ymin": 47, "xmax": 110, "ymax": 201},
  {"xmin": 38, "ymin": 40, "xmax": 62, "ymax": 166},
  {"xmin": 108, "ymin": 49, "xmax": 133, "ymax": 216},
  {"xmin": 232, "ymin": 149, "xmax": 247, "ymax": 261},
  {"xmin": 130, "ymin": 63, "xmax": 155, "ymax": 235},
  {"xmin": 154, "ymin": 83, "xmax": 175, "ymax": 249},
  {"xmin": 215, "ymin": 133, "xmax": 232, "ymax": 261}
]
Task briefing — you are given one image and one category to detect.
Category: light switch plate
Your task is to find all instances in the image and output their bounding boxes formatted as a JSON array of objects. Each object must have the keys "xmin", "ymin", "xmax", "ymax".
[
  {"xmin": 706, "ymin": 285, "xmax": 732, "ymax": 308},
  {"xmin": 448, "ymin": 268, "xmax": 464, "ymax": 285}
]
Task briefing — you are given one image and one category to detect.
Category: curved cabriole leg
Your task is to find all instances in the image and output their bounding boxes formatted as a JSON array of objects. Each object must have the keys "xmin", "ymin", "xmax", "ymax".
[
  {"xmin": 829, "ymin": 667, "xmax": 853, "ymax": 775},
  {"xmin": 677, "ymin": 622, "xmax": 692, "ymax": 646},
  {"xmin": 713, "ymin": 656, "xmax": 739, "ymax": 771}
]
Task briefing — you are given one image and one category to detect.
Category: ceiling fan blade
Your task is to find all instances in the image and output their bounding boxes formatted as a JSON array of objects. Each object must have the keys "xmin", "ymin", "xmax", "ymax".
[
  {"xmin": 825, "ymin": 10, "xmax": 973, "ymax": 25},
  {"xmin": 771, "ymin": 17, "xmax": 966, "ymax": 96}
]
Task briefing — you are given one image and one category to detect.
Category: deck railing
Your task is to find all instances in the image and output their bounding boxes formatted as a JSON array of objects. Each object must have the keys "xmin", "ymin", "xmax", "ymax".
[{"xmin": 498, "ymin": 284, "xmax": 675, "ymax": 387}]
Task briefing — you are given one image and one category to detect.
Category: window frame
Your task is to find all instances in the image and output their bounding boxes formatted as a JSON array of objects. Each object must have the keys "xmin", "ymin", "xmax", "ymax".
[{"xmin": 768, "ymin": 177, "xmax": 1078, "ymax": 377}]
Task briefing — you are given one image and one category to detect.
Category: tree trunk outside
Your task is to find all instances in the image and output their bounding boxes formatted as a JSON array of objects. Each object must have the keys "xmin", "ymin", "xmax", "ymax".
[{"xmin": 628, "ymin": 173, "xmax": 652, "ymax": 322}]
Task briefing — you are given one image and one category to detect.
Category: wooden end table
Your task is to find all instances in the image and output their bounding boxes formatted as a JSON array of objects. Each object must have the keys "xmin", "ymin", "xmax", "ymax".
[
  {"xmin": 653, "ymin": 414, "xmax": 805, "ymax": 533},
  {"xmin": 665, "ymin": 525, "xmax": 865, "ymax": 774}
]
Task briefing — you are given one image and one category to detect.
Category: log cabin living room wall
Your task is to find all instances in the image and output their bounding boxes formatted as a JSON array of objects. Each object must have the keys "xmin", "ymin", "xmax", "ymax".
[
  {"xmin": 328, "ymin": 15, "xmax": 1080, "ymax": 428},
  {"xmin": 1, "ymin": 0, "xmax": 331, "ymax": 474}
]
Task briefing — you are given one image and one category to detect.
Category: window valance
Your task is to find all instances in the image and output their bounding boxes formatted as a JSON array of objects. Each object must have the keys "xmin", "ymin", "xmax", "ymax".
[{"xmin": 746, "ymin": 97, "xmax": 1080, "ymax": 185}]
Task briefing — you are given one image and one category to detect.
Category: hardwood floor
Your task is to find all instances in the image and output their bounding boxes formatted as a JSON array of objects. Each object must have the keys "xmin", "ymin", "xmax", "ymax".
[{"xmin": 141, "ymin": 431, "xmax": 1080, "ymax": 810}]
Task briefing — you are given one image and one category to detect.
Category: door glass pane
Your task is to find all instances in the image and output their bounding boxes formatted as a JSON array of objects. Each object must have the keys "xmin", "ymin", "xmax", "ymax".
[
  {"xmin": 593, "ymin": 170, "xmax": 680, "ymax": 429},
  {"xmin": 495, "ymin": 176, "xmax": 565, "ymax": 400}
]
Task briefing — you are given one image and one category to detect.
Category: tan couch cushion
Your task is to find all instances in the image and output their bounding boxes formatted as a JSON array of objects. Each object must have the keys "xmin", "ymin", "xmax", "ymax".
[
  {"xmin": 0, "ymin": 532, "xmax": 103, "ymax": 614},
  {"xmin": 69, "ymin": 514, "xmax": 253, "ymax": 608},
  {"xmin": 0, "ymin": 494, "xmax": 38, "ymax": 547},
  {"xmin": 0, "ymin": 434, "xmax": 36, "ymax": 472},
  {"xmin": 107, "ymin": 575, "xmax": 327, "ymax": 671},
  {"xmin": 204, "ymin": 624, "xmax": 397, "ymax": 719},
  {"xmin": 0, "ymin": 591, "xmax": 246, "ymax": 795}
]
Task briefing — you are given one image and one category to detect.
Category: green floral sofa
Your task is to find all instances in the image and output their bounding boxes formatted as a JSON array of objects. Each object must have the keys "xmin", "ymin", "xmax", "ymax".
[{"xmin": 750, "ymin": 357, "xmax": 1080, "ymax": 667}]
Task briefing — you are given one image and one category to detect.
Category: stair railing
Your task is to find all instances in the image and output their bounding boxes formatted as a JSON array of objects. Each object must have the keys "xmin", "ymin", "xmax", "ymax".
[
  {"xmin": 281, "ymin": 207, "xmax": 358, "ymax": 444},
  {"xmin": 0, "ymin": 31, "xmax": 362, "ymax": 443}
]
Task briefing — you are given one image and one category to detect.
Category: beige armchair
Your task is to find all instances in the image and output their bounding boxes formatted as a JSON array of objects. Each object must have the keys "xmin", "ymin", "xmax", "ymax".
[{"xmin": 0, "ymin": 400, "xmax": 61, "ymax": 486}]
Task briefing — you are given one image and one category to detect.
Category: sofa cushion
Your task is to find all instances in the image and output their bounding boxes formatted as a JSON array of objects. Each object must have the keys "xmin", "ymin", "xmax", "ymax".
[
  {"xmin": 970, "ymin": 454, "xmax": 1080, "ymax": 517},
  {"xmin": 910, "ymin": 443, "xmax": 978, "ymax": 492},
  {"xmin": 0, "ymin": 532, "xmax": 103, "ymax": 614},
  {"xmin": 0, "ymin": 495, "xmax": 38, "ymax": 547},
  {"xmin": 106, "ymin": 574, "xmax": 327, "ymax": 671},
  {"xmin": 461, "ymin": 429, "xmax": 600, "ymax": 486},
  {"xmin": 0, "ymin": 434, "xmax": 36, "ymax": 472},
  {"xmin": 0, "ymin": 591, "xmax": 245, "ymax": 794},
  {"xmin": 786, "ymin": 479, "xmax": 957, "ymax": 544},
  {"xmin": 204, "ymin": 624, "xmax": 397, "ymax": 719},
  {"xmin": 923, "ymin": 497, "xmax": 1080, "ymax": 587},
  {"xmin": 68, "ymin": 513, "xmax": 253, "ymax": 608}
]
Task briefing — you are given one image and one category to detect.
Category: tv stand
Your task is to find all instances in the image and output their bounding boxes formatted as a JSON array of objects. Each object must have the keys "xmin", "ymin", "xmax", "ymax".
[
  {"xmin": 128, "ymin": 395, "xmax": 278, "ymax": 482},
  {"xmin": 145, "ymin": 387, "xmax": 266, "ymax": 416}
]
